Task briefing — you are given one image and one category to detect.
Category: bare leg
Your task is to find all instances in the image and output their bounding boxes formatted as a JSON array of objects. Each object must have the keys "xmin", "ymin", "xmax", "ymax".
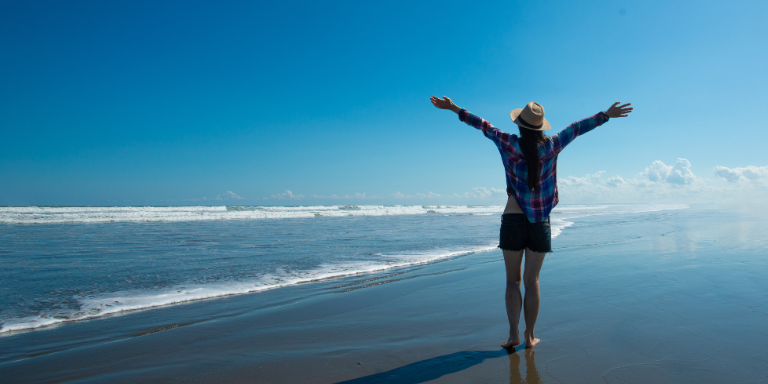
[
  {"xmin": 522, "ymin": 248, "xmax": 546, "ymax": 348},
  {"xmin": 501, "ymin": 249, "xmax": 523, "ymax": 348}
]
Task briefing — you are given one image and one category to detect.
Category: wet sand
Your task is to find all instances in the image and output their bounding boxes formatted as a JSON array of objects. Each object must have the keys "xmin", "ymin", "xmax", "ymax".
[{"xmin": 1, "ymin": 208, "xmax": 767, "ymax": 383}]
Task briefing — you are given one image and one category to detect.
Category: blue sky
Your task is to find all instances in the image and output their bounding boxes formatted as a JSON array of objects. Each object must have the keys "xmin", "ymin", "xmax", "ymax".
[{"xmin": 1, "ymin": 0, "xmax": 767, "ymax": 206}]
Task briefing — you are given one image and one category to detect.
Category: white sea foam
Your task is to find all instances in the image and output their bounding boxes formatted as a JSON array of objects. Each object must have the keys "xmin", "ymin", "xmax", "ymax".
[
  {"xmin": 550, "ymin": 217, "xmax": 571, "ymax": 238},
  {"xmin": 0, "ymin": 205, "xmax": 505, "ymax": 224},
  {"xmin": 0, "ymin": 244, "xmax": 500, "ymax": 333}
]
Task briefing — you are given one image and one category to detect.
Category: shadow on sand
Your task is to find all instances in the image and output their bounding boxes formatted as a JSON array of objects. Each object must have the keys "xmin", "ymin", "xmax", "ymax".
[{"xmin": 337, "ymin": 344, "xmax": 542, "ymax": 384}]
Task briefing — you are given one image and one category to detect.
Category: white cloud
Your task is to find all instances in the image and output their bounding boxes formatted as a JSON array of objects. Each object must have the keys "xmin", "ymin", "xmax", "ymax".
[
  {"xmin": 560, "ymin": 171, "xmax": 605, "ymax": 187},
  {"xmin": 225, "ymin": 191, "xmax": 243, "ymax": 200},
  {"xmin": 452, "ymin": 187, "xmax": 506, "ymax": 199},
  {"xmin": 416, "ymin": 191, "xmax": 441, "ymax": 198},
  {"xmin": 742, "ymin": 166, "xmax": 768, "ymax": 180},
  {"xmin": 391, "ymin": 191, "xmax": 442, "ymax": 199},
  {"xmin": 714, "ymin": 165, "xmax": 768, "ymax": 182},
  {"xmin": 271, "ymin": 190, "xmax": 304, "ymax": 200},
  {"xmin": 558, "ymin": 160, "xmax": 768, "ymax": 204},
  {"xmin": 310, "ymin": 192, "xmax": 373, "ymax": 199},
  {"xmin": 558, "ymin": 159, "xmax": 709, "ymax": 203},
  {"xmin": 641, "ymin": 158, "xmax": 696, "ymax": 185},
  {"xmin": 605, "ymin": 176, "xmax": 626, "ymax": 187},
  {"xmin": 255, "ymin": 161, "xmax": 765, "ymax": 206},
  {"xmin": 214, "ymin": 191, "xmax": 243, "ymax": 200}
]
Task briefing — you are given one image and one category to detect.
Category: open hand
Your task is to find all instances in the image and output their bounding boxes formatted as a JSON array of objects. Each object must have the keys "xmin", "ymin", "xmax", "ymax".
[
  {"xmin": 430, "ymin": 96, "xmax": 461, "ymax": 113},
  {"xmin": 605, "ymin": 102, "xmax": 633, "ymax": 118}
]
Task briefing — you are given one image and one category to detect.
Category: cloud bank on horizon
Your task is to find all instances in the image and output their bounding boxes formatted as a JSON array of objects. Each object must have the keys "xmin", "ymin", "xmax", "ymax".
[
  {"xmin": 558, "ymin": 160, "xmax": 767, "ymax": 205},
  {"xmin": 713, "ymin": 165, "xmax": 768, "ymax": 183},
  {"xmin": 209, "ymin": 159, "xmax": 765, "ymax": 206}
]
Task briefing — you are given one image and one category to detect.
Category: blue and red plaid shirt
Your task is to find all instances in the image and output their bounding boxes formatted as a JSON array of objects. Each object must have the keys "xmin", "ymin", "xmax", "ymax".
[{"xmin": 459, "ymin": 109, "xmax": 610, "ymax": 223}]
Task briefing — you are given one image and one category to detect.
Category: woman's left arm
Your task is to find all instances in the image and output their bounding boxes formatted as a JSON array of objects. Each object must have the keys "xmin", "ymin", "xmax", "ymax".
[{"xmin": 552, "ymin": 102, "xmax": 633, "ymax": 154}]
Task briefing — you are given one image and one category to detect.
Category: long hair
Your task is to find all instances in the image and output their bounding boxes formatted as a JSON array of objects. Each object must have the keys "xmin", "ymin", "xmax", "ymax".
[{"xmin": 518, "ymin": 126, "xmax": 548, "ymax": 191}]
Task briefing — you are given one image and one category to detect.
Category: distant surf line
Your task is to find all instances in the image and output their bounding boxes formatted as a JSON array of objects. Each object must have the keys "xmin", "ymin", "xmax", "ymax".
[
  {"xmin": 0, "ymin": 204, "xmax": 687, "ymax": 225},
  {"xmin": 0, "ymin": 205, "xmax": 504, "ymax": 224}
]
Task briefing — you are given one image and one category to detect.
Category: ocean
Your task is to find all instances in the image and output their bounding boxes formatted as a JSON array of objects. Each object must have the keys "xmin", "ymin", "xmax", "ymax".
[
  {"xmin": 0, "ymin": 204, "xmax": 686, "ymax": 334},
  {"xmin": 4, "ymin": 204, "xmax": 768, "ymax": 383}
]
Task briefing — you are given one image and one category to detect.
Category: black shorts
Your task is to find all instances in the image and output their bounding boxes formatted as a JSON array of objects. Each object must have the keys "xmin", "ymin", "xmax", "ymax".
[{"xmin": 499, "ymin": 213, "xmax": 552, "ymax": 253}]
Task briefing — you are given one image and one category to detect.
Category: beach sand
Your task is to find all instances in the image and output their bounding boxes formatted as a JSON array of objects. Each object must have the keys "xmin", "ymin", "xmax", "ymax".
[{"xmin": 1, "ymin": 208, "xmax": 767, "ymax": 383}]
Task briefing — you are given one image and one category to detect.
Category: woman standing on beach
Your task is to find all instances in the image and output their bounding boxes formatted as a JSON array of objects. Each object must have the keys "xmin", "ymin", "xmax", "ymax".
[{"xmin": 430, "ymin": 97, "xmax": 633, "ymax": 348}]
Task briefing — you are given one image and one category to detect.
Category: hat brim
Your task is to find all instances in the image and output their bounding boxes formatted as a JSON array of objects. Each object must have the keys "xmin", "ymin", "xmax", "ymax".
[{"xmin": 510, "ymin": 109, "xmax": 551, "ymax": 131}]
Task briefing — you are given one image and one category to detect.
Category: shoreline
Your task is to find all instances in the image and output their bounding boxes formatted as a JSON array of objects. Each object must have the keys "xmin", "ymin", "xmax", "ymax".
[
  {"xmin": 0, "ymin": 244, "xmax": 499, "ymax": 335},
  {"xmin": 2, "ymin": 208, "xmax": 765, "ymax": 383}
]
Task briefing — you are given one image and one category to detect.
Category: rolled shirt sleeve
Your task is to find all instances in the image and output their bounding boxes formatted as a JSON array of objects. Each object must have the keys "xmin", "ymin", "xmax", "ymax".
[{"xmin": 459, "ymin": 109, "xmax": 524, "ymax": 161}]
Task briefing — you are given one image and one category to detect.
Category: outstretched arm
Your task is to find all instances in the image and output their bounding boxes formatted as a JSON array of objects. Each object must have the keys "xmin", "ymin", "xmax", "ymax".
[
  {"xmin": 430, "ymin": 95, "xmax": 523, "ymax": 160},
  {"xmin": 430, "ymin": 95, "xmax": 495, "ymax": 133},
  {"xmin": 552, "ymin": 101, "xmax": 634, "ymax": 154}
]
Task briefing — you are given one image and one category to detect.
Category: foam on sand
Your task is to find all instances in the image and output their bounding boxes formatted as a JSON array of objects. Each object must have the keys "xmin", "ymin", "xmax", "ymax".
[{"xmin": 0, "ymin": 243, "xmax": 500, "ymax": 333}]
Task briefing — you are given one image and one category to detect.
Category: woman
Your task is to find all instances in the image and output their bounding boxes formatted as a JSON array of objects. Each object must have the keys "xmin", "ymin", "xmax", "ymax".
[{"xmin": 430, "ymin": 96, "xmax": 633, "ymax": 349}]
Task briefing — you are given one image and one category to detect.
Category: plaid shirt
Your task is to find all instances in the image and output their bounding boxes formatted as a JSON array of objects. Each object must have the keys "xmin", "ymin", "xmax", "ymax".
[{"xmin": 459, "ymin": 109, "xmax": 610, "ymax": 223}]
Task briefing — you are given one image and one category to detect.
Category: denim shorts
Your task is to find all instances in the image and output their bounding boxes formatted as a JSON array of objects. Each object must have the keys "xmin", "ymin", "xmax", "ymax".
[{"xmin": 499, "ymin": 213, "xmax": 552, "ymax": 253}]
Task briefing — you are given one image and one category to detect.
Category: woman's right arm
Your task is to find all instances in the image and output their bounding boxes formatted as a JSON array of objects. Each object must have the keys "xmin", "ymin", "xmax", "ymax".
[{"xmin": 430, "ymin": 96, "xmax": 517, "ymax": 154}]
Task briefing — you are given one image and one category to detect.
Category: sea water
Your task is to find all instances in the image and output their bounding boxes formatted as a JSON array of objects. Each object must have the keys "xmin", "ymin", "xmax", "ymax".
[{"xmin": 0, "ymin": 204, "xmax": 686, "ymax": 334}]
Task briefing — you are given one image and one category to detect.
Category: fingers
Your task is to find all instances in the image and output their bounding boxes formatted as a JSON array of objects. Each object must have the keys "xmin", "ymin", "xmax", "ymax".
[
  {"xmin": 608, "ymin": 102, "xmax": 633, "ymax": 117},
  {"xmin": 430, "ymin": 95, "xmax": 450, "ymax": 109}
]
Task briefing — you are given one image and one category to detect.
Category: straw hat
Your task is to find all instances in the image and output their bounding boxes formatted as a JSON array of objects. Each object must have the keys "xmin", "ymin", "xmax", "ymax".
[{"xmin": 510, "ymin": 102, "xmax": 551, "ymax": 131}]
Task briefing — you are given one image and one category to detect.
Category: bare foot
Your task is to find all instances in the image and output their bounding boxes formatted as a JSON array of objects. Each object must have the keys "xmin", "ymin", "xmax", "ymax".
[
  {"xmin": 524, "ymin": 330, "xmax": 540, "ymax": 348},
  {"xmin": 501, "ymin": 332, "xmax": 520, "ymax": 349}
]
